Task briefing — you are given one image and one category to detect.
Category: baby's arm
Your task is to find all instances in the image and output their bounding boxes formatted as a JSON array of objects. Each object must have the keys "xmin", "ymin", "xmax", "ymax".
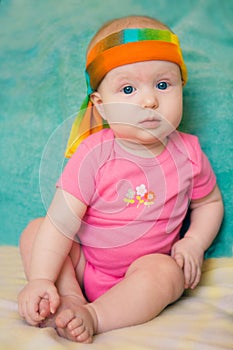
[
  {"xmin": 171, "ymin": 185, "xmax": 223, "ymax": 289},
  {"xmin": 18, "ymin": 189, "xmax": 87, "ymax": 325}
]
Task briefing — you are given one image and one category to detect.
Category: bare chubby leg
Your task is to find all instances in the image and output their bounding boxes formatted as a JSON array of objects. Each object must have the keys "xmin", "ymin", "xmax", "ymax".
[
  {"xmin": 58, "ymin": 253, "xmax": 185, "ymax": 338},
  {"xmin": 20, "ymin": 218, "xmax": 52, "ymax": 319},
  {"xmin": 19, "ymin": 220, "xmax": 184, "ymax": 342},
  {"xmin": 19, "ymin": 217, "xmax": 44, "ymax": 280},
  {"xmin": 88, "ymin": 253, "xmax": 185, "ymax": 334},
  {"xmin": 19, "ymin": 218, "xmax": 97, "ymax": 343}
]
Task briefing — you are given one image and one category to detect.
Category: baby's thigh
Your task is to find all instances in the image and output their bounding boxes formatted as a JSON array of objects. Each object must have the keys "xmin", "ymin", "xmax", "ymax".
[
  {"xmin": 69, "ymin": 242, "xmax": 86, "ymax": 287},
  {"xmin": 127, "ymin": 254, "xmax": 184, "ymax": 302}
]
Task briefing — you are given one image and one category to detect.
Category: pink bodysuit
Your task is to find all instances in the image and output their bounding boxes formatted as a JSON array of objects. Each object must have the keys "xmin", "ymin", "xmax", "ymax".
[{"xmin": 57, "ymin": 129, "xmax": 216, "ymax": 301}]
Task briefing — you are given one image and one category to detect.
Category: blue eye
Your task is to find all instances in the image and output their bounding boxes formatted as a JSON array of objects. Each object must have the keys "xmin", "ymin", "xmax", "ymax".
[
  {"xmin": 157, "ymin": 82, "xmax": 168, "ymax": 90},
  {"xmin": 122, "ymin": 85, "xmax": 134, "ymax": 94}
]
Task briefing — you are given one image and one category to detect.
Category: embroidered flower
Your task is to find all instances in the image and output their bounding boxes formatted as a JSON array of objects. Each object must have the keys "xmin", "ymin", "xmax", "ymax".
[
  {"xmin": 135, "ymin": 184, "xmax": 147, "ymax": 207},
  {"xmin": 124, "ymin": 185, "xmax": 156, "ymax": 208},
  {"xmin": 123, "ymin": 188, "xmax": 136, "ymax": 205},
  {"xmin": 136, "ymin": 184, "xmax": 147, "ymax": 197},
  {"xmin": 125, "ymin": 188, "xmax": 136, "ymax": 199},
  {"xmin": 145, "ymin": 191, "xmax": 156, "ymax": 202},
  {"xmin": 144, "ymin": 191, "xmax": 156, "ymax": 207}
]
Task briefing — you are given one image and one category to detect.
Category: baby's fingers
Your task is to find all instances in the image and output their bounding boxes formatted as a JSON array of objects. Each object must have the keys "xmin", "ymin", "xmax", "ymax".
[
  {"xmin": 172, "ymin": 252, "xmax": 185, "ymax": 270},
  {"xmin": 18, "ymin": 292, "xmax": 38, "ymax": 325},
  {"xmin": 190, "ymin": 265, "xmax": 202, "ymax": 289},
  {"xmin": 46, "ymin": 286, "xmax": 60, "ymax": 314},
  {"xmin": 183, "ymin": 259, "xmax": 193, "ymax": 288},
  {"xmin": 184, "ymin": 260, "xmax": 201, "ymax": 289},
  {"xmin": 26, "ymin": 297, "xmax": 46, "ymax": 324},
  {"xmin": 18, "ymin": 299, "xmax": 44, "ymax": 326}
]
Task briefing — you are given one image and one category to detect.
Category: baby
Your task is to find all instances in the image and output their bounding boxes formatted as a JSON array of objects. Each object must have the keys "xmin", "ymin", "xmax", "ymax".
[{"xmin": 18, "ymin": 15, "xmax": 224, "ymax": 343}]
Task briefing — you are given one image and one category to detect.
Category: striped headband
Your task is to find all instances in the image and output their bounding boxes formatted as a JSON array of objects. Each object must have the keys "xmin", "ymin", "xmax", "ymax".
[{"xmin": 65, "ymin": 28, "xmax": 187, "ymax": 158}]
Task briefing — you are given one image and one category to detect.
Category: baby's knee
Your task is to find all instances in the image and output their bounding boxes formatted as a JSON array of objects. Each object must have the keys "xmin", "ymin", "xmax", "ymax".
[
  {"xmin": 19, "ymin": 217, "xmax": 44, "ymax": 277},
  {"xmin": 163, "ymin": 256, "xmax": 185, "ymax": 300},
  {"xmin": 19, "ymin": 217, "xmax": 44, "ymax": 251},
  {"xmin": 128, "ymin": 254, "xmax": 184, "ymax": 300},
  {"xmin": 152, "ymin": 254, "xmax": 184, "ymax": 301}
]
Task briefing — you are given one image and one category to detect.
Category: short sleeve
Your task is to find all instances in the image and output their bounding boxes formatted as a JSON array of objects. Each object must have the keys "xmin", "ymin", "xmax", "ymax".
[
  {"xmin": 56, "ymin": 142, "xmax": 96, "ymax": 205},
  {"xmin": 191, "ymin": 143, "xmax": 216, "ymax": 200}
]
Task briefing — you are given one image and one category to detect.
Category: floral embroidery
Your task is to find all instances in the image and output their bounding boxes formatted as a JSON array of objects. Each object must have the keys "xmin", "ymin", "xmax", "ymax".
[
  {"xmin": 136, "ymin": 184, "xmax": 147, "ymax": 197},
  {"xmin": 123, "ymin": 188, "xmax": 136, "ymax": 206},
  {"xmin": 144, "ymin": 191, "xmax": 156, "ymax": 206},
  {"xmin": 124, "ymin": 184, "xmax": 155, "ymax": 208}
]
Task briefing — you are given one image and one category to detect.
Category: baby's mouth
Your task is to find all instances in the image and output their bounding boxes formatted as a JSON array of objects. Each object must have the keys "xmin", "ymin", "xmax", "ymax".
[{"xmin": 138, "ymin": 117, "xmax": 161, "ymax": 129}]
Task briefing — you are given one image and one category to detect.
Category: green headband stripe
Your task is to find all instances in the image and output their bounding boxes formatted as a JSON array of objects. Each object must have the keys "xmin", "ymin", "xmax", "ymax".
[{"xmin": 91, "ymin": 28, "xmax": 178, "ymax": 56}]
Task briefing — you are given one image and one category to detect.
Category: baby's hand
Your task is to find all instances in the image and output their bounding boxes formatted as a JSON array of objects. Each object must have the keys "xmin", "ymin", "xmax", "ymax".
[
  {"xmin": 171, "ymin": 237, "xmax": 204, "ymax": 289},
  {"xmin": 18, "ymin": 279, "xmax": 60, "ymax": 326}
]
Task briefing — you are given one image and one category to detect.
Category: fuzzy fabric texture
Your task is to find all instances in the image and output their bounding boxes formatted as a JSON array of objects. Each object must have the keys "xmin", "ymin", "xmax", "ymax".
[{"xmin": 0, "ymin": 0, "xmax": 232, "ymax": 258}]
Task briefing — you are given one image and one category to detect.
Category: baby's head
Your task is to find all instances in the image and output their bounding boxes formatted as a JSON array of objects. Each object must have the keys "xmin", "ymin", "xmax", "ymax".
[
  {"xmin": 65, "ymin": 16, "xmax": 187, "ymax": 157},
  {"xmin": 85, "ymin": 15, "xmax": 187, "ymax": 94}
]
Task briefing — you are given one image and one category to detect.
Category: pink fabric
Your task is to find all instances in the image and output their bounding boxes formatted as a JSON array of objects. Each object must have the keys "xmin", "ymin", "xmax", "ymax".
[
  {"xmin": 57, "ymin": 129, "xmax": 216, "ymax": 301},
  {"xmin": 83, "ymin": 261, "xmax": 123, "ymax": 301}
]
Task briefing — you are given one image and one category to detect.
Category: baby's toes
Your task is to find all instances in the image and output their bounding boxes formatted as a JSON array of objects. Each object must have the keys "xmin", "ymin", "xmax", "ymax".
[
  {"xmin": 67, "ymin": 318, "xmax": 92, "ymax": 343},
  {"xmin": 70, "ymin": 323, "xmax": 85, "ymax": 338},
  {"xmin": 76, "ymin": 328, "xmax": 93, "ymax": 343},
  {"xmin": 55, "ymin": 309, "xmax": 75, "ymax": 328},
  {"xmin": 67, "ymin": 316, "xmax": 83, "ymax": 331},
  {"xmin": 56, "ymin": 326, "xmax": 77, "ymax": 342},
  {"xmin": 67, "ymin": 320, "xmax": 93, "ymax": 343}
]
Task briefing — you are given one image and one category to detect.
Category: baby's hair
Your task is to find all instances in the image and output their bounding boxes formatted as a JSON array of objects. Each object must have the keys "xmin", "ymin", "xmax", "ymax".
[{"xmin": 87, "ymin": 15, "xmax": 172, "ymax": 55}]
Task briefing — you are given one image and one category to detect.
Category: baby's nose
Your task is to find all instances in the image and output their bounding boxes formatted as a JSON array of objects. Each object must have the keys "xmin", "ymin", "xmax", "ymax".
[{"xmin": 141, "ymin": 91, "xmax": 158, "ymax": 109}]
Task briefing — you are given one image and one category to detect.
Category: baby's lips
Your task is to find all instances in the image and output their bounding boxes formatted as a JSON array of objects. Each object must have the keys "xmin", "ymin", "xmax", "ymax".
[
  {"xmin": 138, "ymin": 119, "xmax": 161, "ymax": 129},
  {"xmin": 139, "ymin": 108, "xmax": 164, "ymax": 121}
]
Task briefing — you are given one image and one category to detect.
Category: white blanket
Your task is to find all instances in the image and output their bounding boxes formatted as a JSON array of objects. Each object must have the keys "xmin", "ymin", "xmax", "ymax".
[{"xmin": 0, "ymin": 246, "xmax": 232, "ymax": 349}]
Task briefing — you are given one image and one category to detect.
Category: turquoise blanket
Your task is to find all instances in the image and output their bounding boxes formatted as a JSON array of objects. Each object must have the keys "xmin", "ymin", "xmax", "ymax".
[{"xmin": 0, "ymin": 0, "xmax": 232, "ymax": 258}]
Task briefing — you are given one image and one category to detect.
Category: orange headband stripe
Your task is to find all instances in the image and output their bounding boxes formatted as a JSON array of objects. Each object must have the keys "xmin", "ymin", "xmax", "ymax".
[{"xmin": 87, "ymin": 41, "xmax": 187, "ymax": 93}]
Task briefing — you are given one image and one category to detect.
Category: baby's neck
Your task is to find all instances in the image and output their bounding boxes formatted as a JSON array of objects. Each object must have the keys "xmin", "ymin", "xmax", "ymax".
[{"xmin": 115, "ymin": 138, "xmax": 167, "ymax": 158}]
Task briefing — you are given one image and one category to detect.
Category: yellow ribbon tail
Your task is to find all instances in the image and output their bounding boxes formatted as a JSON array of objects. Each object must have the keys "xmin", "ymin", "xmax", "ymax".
[{"xmin": 65, "ymin": 98, "xmax": 109, "ymax": 158}]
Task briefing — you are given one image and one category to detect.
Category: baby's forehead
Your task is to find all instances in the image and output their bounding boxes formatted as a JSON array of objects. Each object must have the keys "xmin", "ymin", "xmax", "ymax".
[{"xmin": 104, "ymin": 60, "xmax": 182, "ymax": 80}]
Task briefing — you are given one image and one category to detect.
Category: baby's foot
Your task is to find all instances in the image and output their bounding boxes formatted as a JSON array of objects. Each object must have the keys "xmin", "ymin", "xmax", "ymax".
[
  {"xmin": 55, "ymin": 304, "xmax": 98, "ymax": 343},
  {"xmin": 39, "ymin": 295, "xmax": 83, "ymax": 329},
  {"xmin": 39, "ymin": 295, "xmax": 97, "ymax": 343}
]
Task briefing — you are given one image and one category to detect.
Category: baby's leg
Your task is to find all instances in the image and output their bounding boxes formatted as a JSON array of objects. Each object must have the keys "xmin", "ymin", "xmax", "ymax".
[
  {"xmin": 19, "ymin": 218, "xmax": 51, "ymax": 319},
  {"xmin": 56, "ymin": 253, "xmax": 184, "ymax": 339},
  {"xmin": 51, "ymin": 247, "xmax": 97, "ymax": 343},
  {"xmin": 90, "ymin": 254, "xmax": 184, "ymax": 333},
  {"xmin": 19, "ymin": 218, "xmax": 96, "ymax": 343},
  {"xmin": 19, "ymin": 218, "xmax": 44, "ymax": 280},
  {"xmin": 20, "ymin": 222, "xmax": 184, "ymax": 341}
]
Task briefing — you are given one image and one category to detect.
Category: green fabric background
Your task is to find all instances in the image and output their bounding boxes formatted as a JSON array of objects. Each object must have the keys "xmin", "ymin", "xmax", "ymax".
[{"xmin": 0, "ymin": 0, "xmax": 232, "ymax": 258}]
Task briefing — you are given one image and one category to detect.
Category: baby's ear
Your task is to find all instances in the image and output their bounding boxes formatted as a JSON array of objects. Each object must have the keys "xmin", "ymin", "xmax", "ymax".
[
  {"xmin": 90, "ymin": 92, "xmax": 105, "ymax": 118},
  {"xmin": 90, "ymin": 91, "xmax": 102, "ymax": 105}
]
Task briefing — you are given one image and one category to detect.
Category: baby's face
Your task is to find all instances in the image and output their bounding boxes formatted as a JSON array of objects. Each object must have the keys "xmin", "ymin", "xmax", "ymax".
[{"xmin": 91, "ymin": 60, "xmax": 183, "ymax": 154}]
